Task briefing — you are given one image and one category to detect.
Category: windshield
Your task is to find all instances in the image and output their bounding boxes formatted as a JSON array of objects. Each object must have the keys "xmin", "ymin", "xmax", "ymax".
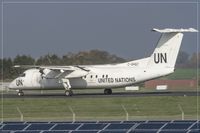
[{"xmin": 19, "ymin": 73, "xmax": 26, "ymax": 77}]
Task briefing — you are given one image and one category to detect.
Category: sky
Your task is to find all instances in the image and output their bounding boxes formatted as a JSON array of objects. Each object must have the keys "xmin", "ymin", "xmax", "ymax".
[{"xmin": 0, "ymin": 0, "xmax": 199, "ymax": 60}]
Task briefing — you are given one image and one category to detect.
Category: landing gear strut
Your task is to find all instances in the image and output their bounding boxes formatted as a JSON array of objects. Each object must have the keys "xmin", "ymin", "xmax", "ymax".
[
  {"xmin": 61, "ymin": 79, "xmax": 73, "ymax": 96},
  {"xmin": 104, "ymin": 88, "xmax": 112, "ymax": 95},
  {"xmin": 17, "ymin": 90, "xmax": 24, "ymax": 96}
]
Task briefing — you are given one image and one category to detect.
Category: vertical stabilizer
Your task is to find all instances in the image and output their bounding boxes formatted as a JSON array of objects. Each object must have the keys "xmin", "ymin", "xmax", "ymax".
[{"xmin": 147, "ymin": 28, "xmax": 198, "ymax": 68}]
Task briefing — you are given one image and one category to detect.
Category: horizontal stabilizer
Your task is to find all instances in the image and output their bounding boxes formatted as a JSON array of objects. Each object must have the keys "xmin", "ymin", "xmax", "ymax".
[{"xmin": 152, "ymin": 28, "xmax": 198, "ymax": 33}]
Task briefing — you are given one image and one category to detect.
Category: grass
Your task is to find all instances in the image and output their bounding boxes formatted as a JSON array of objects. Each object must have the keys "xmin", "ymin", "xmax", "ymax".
[
  {"xmin": 0, "ymin": 96, "xmax": 199, "ymax": 121},
  {"xmin": 164, "ymin": 68, "xmax": 198, "ymax": 79}
]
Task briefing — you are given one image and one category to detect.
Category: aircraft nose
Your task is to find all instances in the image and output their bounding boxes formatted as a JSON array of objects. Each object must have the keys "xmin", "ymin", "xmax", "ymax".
[{"xmin": 8, "ymin": 79, "xmax": 17, "ymax": 89}]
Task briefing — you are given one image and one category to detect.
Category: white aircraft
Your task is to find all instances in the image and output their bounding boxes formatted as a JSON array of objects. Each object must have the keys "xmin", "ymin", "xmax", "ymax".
[{"xmin": 9, "ymin": 28, "xmax": 198, "ymax": 96}]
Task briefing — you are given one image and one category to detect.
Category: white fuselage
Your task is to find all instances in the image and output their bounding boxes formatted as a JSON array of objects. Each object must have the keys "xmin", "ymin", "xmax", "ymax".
[{"xmin": 9, "ymin": 65, "xmax": 174, "ymax": 91}]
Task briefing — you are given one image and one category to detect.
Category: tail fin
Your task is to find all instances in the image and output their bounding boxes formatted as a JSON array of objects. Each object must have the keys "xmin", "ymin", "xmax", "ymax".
[{"xmin": 147, "ymin": 28, "xmax": 198, "ymax": 68}]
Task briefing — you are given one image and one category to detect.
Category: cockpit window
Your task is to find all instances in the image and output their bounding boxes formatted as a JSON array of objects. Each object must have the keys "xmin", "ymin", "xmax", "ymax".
[{"xmin": 19, "ymin": 73, "xmax": 26, "ymax": 77}]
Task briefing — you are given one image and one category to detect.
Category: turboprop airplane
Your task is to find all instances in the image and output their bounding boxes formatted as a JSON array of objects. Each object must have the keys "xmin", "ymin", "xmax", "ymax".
[{"xmin": 9, "ymin": 28, "xmax": 198, "ymax": 96}]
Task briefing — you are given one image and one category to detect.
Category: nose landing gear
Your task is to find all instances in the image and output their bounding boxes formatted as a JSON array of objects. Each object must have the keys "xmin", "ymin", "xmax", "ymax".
[
  {"xmin": 104, "ymin": 88, "xmax": 112, "ymax": 95},
  {"xmin": 61, "ymin": 79, "xmax": 73, "ymax": 96},
  {"xmin": 65, "ymin": 90, "xmax": 73, "ymax": 96}
]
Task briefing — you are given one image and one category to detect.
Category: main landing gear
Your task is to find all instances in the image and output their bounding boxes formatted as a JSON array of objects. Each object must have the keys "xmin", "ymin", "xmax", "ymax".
[
  {"xmin": 104, "ymin": 88, "xmax": 112, "ymax": 95},
  {"xmin": 17, "ymin": 90, "xmax": 24, "ymax": 96}
]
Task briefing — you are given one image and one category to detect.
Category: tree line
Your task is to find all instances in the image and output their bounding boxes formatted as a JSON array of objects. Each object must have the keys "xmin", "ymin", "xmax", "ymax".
[
  {"xmin": 0, "ymin": 49, "xmax": 125, "ymax": 80},
  {"xmin": 0, "ymin": 50, "xmax": 199, "ymax": 80}
]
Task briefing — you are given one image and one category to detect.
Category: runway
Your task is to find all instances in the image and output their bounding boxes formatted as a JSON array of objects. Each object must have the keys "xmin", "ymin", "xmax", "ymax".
[{"xmin": 2, "ymin": 91, "xmax": 200, "ymax": 98}]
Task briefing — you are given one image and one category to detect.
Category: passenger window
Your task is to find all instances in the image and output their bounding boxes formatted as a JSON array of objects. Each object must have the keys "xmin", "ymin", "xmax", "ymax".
[
  {"xmin": 106, "ymin": 75, "xmax": 108, "ymax": 78},
  {"xmin": 91, "ymin": 75, "xmax": 93, "ymax": 78},
  {"xmin": 102, "ymin": 75, "xmax": 104, "ymax": 78},
  {"xmin": 96, "ymin": 75, "xmax": 98, "ymax": 78}
]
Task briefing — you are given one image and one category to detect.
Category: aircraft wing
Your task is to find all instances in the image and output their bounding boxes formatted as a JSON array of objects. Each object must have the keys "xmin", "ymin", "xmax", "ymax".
[{"xmin": 14, "ymin": 65, "xmax": 90, "ymax": 79}]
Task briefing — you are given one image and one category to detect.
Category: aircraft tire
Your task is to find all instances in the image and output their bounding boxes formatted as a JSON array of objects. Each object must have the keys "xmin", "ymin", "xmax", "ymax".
[
  {"xmin": 65, "ymin": 90, "xmax": 73, "ymax": 96},
  {"xmin": 17, "ymin": 91, "xmax": 24, "ymax": 96},
  {"xmin": 104, "ymin": 88, "xmax": 112, "ymax": 95}
]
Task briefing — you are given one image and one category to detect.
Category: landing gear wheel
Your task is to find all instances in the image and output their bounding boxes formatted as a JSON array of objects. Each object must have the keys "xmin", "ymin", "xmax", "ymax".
[
  {"xmin": 17, "ymin": 91, "xmax": 24, "ymax": 96},
  {"xmin": 65, "ymin": 90, "xmax": 73, "ymax": 96},
  {"xmin": 104, "ymin": 88, "xmax": 112, "ymax": 95}
]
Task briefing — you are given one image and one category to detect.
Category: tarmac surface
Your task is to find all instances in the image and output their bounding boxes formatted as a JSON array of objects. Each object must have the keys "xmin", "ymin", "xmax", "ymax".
[{"xmin": 1, "ymin": 91, "xmax": 200, "ymax": 98}]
